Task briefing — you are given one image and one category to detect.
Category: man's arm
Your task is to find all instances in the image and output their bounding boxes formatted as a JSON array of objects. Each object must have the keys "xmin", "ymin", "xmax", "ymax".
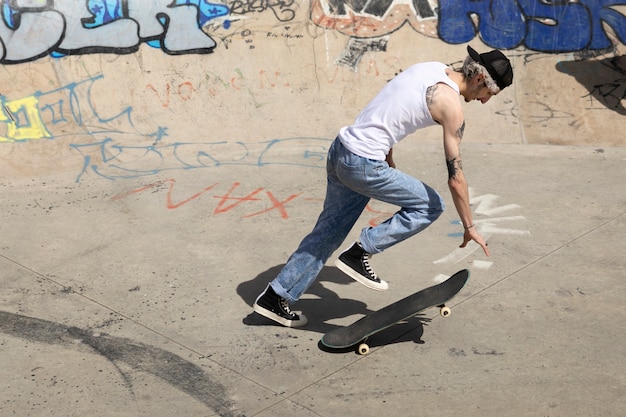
[
  {"xmin": 428, "ymin": 83, "xmax": 490, "ymax": 256},
  {"xmin": 444, "ymin": 122, "xmax": 490, "ymax": 256}
]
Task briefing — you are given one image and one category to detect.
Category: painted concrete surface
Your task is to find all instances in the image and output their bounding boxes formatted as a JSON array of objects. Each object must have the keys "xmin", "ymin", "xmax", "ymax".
[
  {"xmin": 1, "ymin": 2, "xmax": 625, "ymax": 416},
  {"xmin": 2, "ymin": 143, "xmax": 624, "ymax": 417}
]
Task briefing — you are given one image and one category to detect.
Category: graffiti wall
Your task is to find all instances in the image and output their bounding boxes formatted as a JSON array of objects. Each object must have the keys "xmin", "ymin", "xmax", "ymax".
[{"xmin": 0, "ymin": 0, "xmax": 624, "ymax": 179}]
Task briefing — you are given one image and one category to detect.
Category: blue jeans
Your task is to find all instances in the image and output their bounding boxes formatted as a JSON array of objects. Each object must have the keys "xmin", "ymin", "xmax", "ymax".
[{"xmin": 271, "ymin": 138, "xmax": 444, "ymax": 303}]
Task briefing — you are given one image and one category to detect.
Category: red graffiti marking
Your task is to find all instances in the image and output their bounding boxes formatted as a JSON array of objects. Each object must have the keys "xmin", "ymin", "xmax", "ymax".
[
  {"xmin": 242, "ymin": 190, "xmax": 302, "ymax": 219},
  {"xmin": 113, "ymin": 179, "xmax": 302, "ymax": 218},
  {"xmin": 112, "ymin": 179, "xmax": 396, "ymax": 223},
  {"xmin": 310, "ymin": 0, "xmax": 437, "ymax": 38},
  {"xmin": 112, "ymin": 178, "xmax": 218, "ymax": 209},
  {"xmin": 364, "ymin": 203, "xmax": 395, "ymax": 227},
  {"xmin": 145, "ymin": 81, "xmax": 198, "ymax": 108},
  {"xmin": 213, "ymin": 182, "xmax": 264, "ymax": 214},
  {"xmin": 259, "ymin": 70, "xmax": 290, "ymax": 89}
]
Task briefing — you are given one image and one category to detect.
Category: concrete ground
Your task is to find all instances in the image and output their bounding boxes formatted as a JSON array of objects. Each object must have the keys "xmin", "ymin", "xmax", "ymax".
[
  {"xmin": 1, "ymin": 137, "xmax": 624, "ymax": 416},
  {"xmin": 2, "ymin": 2, "xmax": 625, "ymax": 414}
]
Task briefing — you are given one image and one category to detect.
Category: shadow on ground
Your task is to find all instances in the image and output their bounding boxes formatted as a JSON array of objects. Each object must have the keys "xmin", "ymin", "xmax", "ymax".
[
  {"xmin": 238, "ymin": 265, "xmax": 430, "ymax": 354},
  {"xmin": 238, "ymin": 264, "xmax": 377, "ymax": 335},
  {"xmin": 0, "ymin": 311, "xmax": 243, "ymax": 417},
  {"xmin": 556, "ymin": 55, "xmax": 626, "ymax": 115}
]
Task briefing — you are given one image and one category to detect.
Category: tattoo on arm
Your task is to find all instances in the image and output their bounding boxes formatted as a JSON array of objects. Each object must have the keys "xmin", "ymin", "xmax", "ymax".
[
  {"xmin": 426, "ymin": 84, "xmax": 438, "ymax": 107},
  {"xmin": 447, "ymin": 121, "xmax": 466, "ymax": 179},
  {"xmin": 446, "ymin": 156, "xmax": 463, "ymax": 180},
  {"xmin": 456, "ymin": 120, "xmax": 466, "ymax": 140}
]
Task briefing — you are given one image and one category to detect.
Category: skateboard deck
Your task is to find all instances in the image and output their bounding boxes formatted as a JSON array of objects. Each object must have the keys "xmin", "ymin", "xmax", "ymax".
[{"xmin": 320, "ymin": 269, "xmax": 470, "ymax": 354}]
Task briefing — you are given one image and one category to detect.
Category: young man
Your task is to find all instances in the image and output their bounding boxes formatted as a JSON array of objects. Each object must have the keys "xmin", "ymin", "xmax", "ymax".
[{"xmin": 254, "ymin": 46, "xmax": 513, "ymax": 327}]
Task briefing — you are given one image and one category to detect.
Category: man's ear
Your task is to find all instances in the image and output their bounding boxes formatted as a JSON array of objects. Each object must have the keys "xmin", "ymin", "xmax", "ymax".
[{"xmin": 474, "ymin": 73, "xmax": 485, "ymax": 85}]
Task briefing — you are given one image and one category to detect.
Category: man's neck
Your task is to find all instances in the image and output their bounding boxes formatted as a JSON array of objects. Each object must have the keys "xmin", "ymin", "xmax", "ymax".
[{"xmin": 445, "ymin": 69, "xmax": 467, "ymax": 96}]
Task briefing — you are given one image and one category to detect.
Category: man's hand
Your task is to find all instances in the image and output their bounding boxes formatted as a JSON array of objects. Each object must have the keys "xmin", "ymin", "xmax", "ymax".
[{"xmin": 460, "ymin": 226, "xmax": 490, "ymax": 256}]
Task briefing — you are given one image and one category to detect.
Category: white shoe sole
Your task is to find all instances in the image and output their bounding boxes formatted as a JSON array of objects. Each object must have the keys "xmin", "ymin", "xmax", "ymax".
[
  {"xmin": 253, "ymin": 303, "xmax": 308, "ymax": 328},
  {"xmin": 334, "ymin": 259, "xmax": 389, "ymax": 291}
]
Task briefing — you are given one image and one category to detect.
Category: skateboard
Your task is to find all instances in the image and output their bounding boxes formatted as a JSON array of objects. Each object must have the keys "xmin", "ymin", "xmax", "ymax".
[{"xmin": 320, "ymin": 269, "xmax": 470, "ymax": 355}]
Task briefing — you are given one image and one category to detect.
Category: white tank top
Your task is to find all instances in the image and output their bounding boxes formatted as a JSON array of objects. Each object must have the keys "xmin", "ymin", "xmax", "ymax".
[{"xmin": 338, "ymin": 62, "xmax": 459, "ymax": 160}]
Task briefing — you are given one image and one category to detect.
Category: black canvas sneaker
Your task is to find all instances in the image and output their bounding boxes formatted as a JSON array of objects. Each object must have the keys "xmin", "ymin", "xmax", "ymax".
[
  {"xmin": 335, "ymin": 241, "xmax": 389, "ymax": 291},
  {"xmin": 253, "ymin": 285, "xmax": 308, "ymax": 328}
]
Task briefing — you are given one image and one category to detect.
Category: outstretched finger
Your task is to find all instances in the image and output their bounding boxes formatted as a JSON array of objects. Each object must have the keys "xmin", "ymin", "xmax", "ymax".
[{"xmin": 482, "ymin": 241, "xmax": 490, "ymax": 257}]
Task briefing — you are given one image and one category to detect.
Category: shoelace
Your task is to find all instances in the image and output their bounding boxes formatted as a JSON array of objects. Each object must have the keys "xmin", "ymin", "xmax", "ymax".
[
  {"xmin": 280, "ymin": 299, "xmax": 296, "ymax": 318},
  {"xmin": 362, "ymin": 254, "xmax": 379, "ymax": 280}
]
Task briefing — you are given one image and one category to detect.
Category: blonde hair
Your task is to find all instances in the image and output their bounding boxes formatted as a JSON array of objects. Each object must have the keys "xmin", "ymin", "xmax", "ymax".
[{"xmin": 462, "ymin": 56, "xmax": 500, "ymax": 94}]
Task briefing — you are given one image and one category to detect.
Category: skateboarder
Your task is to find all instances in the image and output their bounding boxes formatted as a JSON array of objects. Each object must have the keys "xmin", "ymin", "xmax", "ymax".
[{"xmin": 254, "ymin": 46, "xmax": 513, "ymax": 328}]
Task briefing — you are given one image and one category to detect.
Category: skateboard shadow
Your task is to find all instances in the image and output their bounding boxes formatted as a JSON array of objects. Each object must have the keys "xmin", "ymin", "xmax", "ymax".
[
  {"xmin": 317, "ymin": 315, "xmax": 431, "ymax": 354},
  {"xmin": 237, "ymin": 264, "xmax": 377, "ymax": 334}
]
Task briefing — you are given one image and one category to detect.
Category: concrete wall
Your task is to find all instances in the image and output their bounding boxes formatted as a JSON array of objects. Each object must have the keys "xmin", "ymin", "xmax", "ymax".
[{"xmin": 0, "ymin": 0, "xmax": 625, "ymax": 180}]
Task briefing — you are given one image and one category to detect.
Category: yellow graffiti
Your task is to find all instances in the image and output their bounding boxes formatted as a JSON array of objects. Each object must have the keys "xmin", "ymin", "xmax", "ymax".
[{"xmin": 0, "ymin": 96, "xmax": 52, "ymax": 142}]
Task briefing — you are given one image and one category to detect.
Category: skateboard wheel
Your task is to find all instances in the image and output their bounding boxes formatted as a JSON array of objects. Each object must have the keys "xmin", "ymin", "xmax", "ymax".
[
  {"xmin": 440, "ymin": 306, "xmax": 451, "ymax": 317},
  {"xmin": 358, "ymin": 343, "xmax": 370, "ymax": 355}
]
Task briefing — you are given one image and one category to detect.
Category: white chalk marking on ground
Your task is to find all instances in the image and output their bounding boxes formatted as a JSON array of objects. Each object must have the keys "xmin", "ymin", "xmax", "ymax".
[
  {"xmin": 433, "ymin": 274, "xmax": 449, "ymax": 284},
  {"xmin": 472, "ymin": 260, "xmax": 493, "ymax": 269},
  {"xmin": 433, "ymin": 231, "xmax": 493, "ymax": 264},
  {"xmin": 470, "ymin": 193, "xmax": 521, "ymax": 216}
]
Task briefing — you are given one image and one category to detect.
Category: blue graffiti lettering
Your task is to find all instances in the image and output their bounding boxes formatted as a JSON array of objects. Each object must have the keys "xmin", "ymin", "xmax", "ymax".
[
  {"xmin": 439, "ymin": 0, "xmax": 567, "ymax": 49},
  {"xmin": 438, "ymin": 0, "xmax": 626, "ymax": 52},
  {"xmin": 180, "ymin": 0, "xmax": 230, "ymax": 27},
  {"xmin": 70, "ymin": 136, "xmax": 331, "ymax": 182},
  {"xmin": 520, "ymin": 0, "xmax": 589, "ymax": 51},
  {"xmin": 83, "ymin": 1, "xmax": 124, "ymax": 27},
  {"xmin": 580, "ymin": 0, "xmax": 626, "ymax": 50},
  {"xmin": 0, "ymin": 74, "xmax": 133, "ymax": 143}
]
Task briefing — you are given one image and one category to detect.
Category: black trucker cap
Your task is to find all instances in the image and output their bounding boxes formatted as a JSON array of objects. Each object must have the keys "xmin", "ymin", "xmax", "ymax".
[{"xmin": 467, "ymin": 45, "xmax": 513, "ymax": 90}]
